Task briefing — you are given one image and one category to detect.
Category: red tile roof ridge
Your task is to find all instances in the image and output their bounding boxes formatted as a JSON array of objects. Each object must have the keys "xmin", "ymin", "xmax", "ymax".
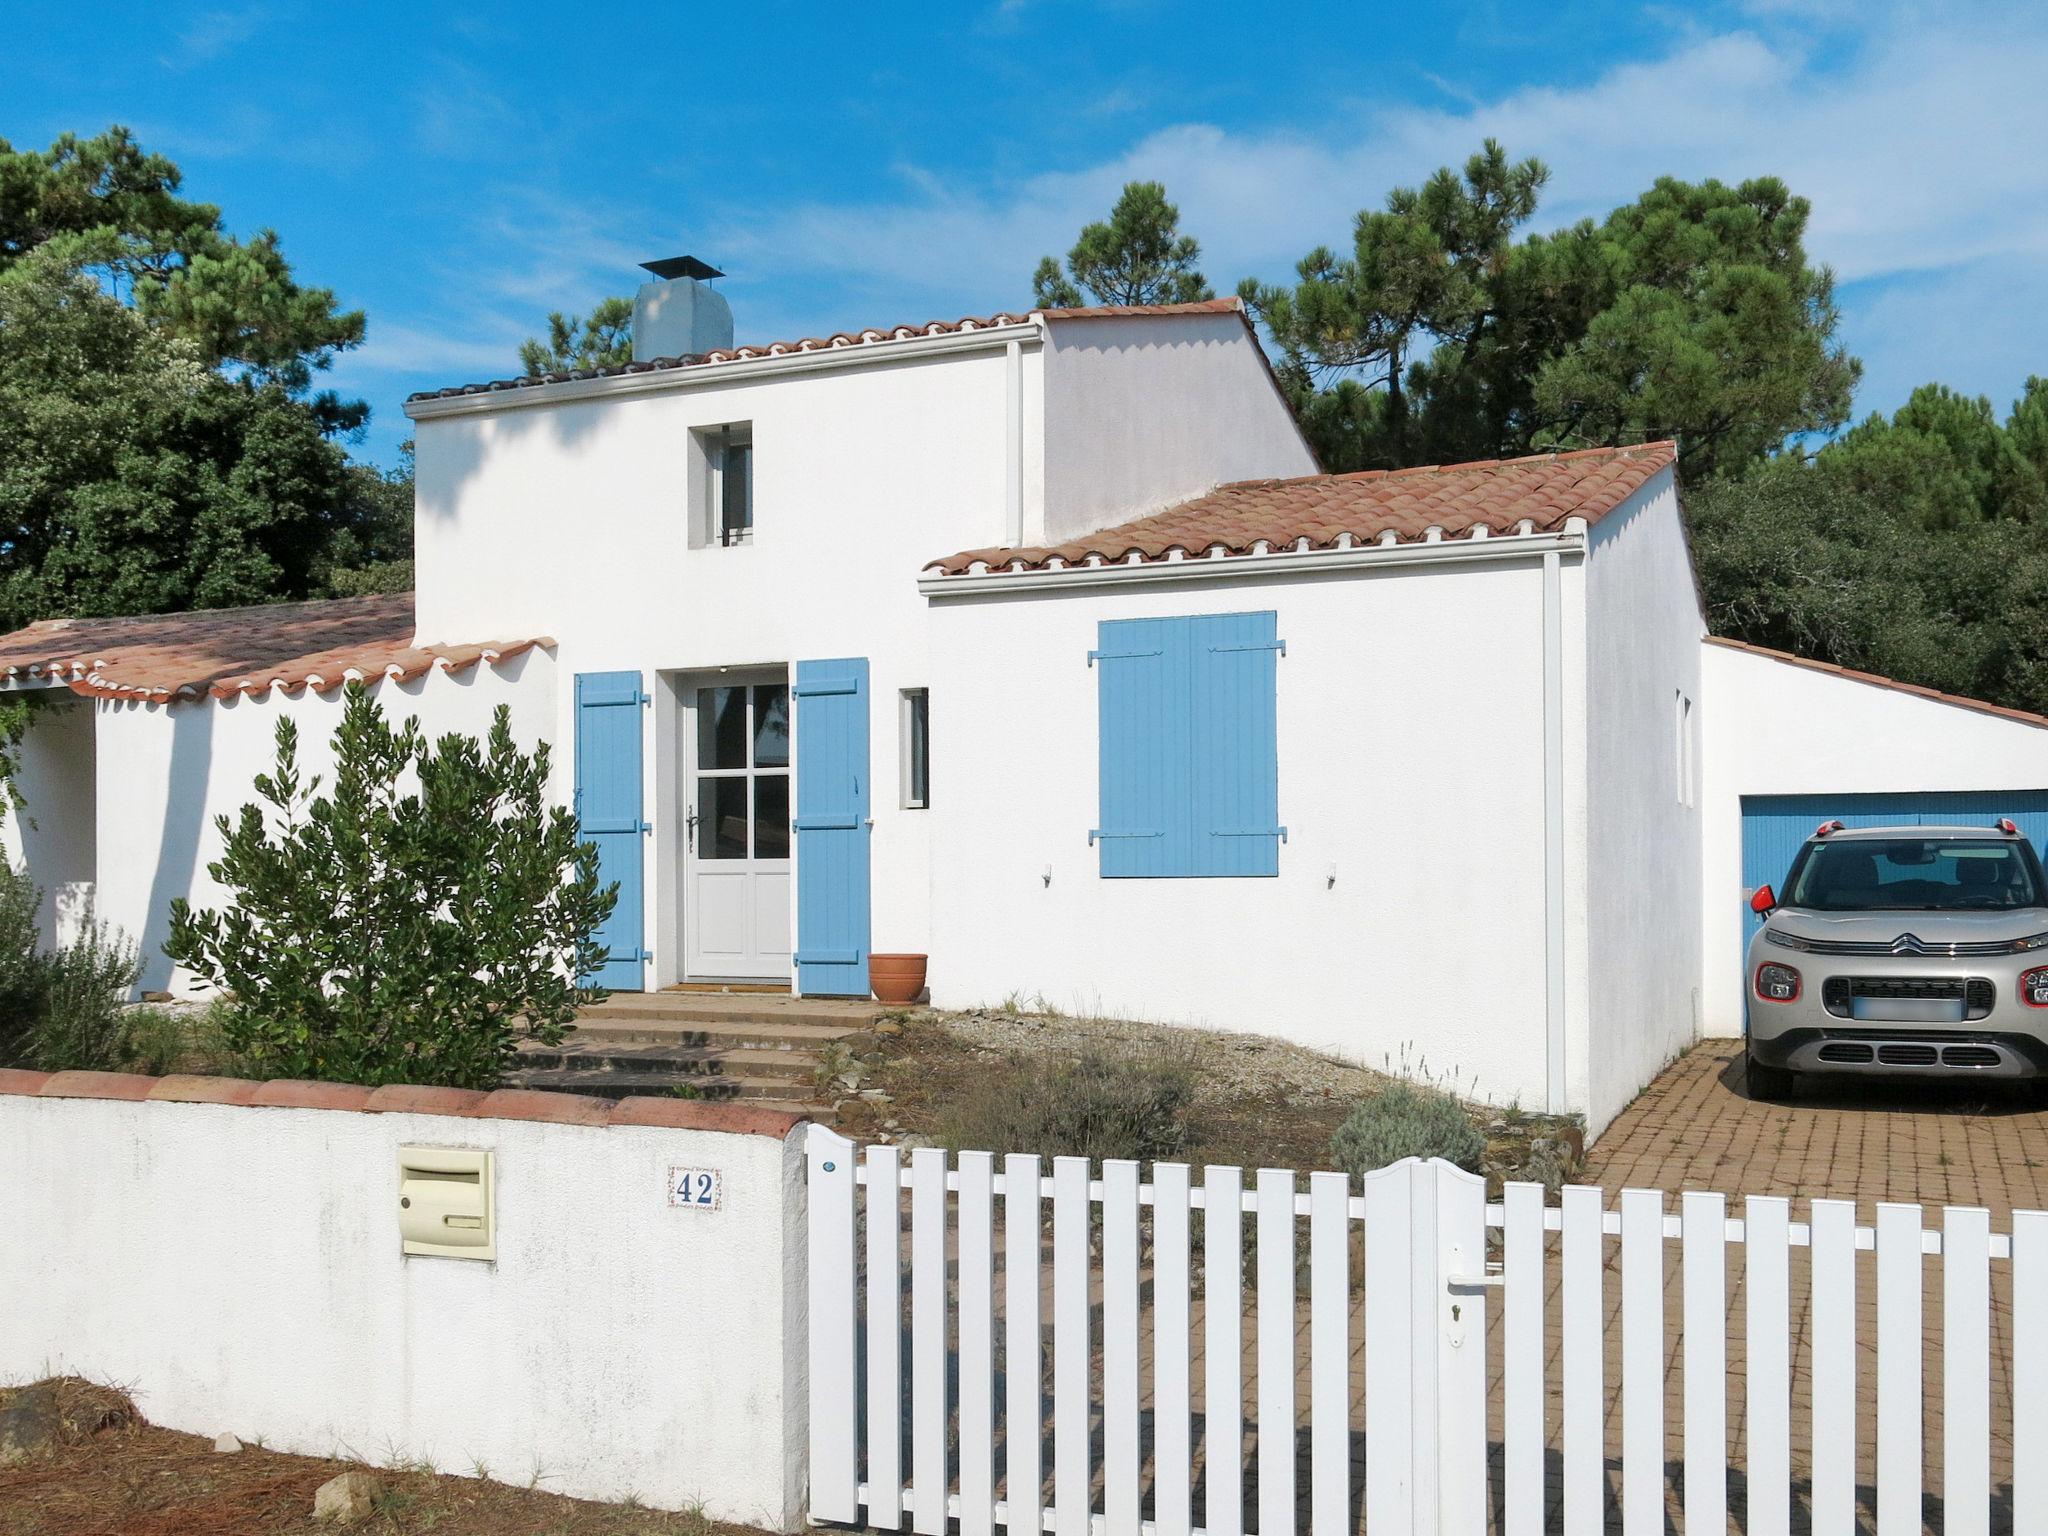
[
  {"xmin": 407, "ymin": 298, "xmax": 1248, "ymax": 403},
  {"xmin": 0, "ymin": 592, "xmax": 550, "ymax": 705},
  {"xmin": 926, "ymin": 440, "xmax": 1677, "ymax": 577},
  {"xmin": 1703, "ymin": 635, "xmax": 2048, "ymax": 732},
  {"xmin": 1213, "ymin": 440, "xmax": 1679, "ymax": 493},
  {"xmin": 0, "ymin": 1066, "xmax": 805, "ymax": 1137}
]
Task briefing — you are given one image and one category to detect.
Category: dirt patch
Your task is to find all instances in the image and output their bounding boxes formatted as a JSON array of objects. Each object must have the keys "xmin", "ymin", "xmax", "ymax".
[
  {"xmin": 822, "ymin": 1007, "xmax": 1584, "ymax": 1187},
  {"xmin": 0, "ymin": 1380, "xmax": 767, "ymax": 1536}
]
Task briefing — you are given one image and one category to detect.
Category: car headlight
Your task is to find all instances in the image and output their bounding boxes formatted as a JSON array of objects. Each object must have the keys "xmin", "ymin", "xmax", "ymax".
[
  {"xmin": 1754, "ymin": 962, "xmax": 1802, "ymax": 1003},
  {"xmin": 2011, "ymin": 932, "xmax": 2048, "ymax": 953},
  {"xmin": 1763, "ymin": 929, "xmax": 1813, "ymax": 951}
]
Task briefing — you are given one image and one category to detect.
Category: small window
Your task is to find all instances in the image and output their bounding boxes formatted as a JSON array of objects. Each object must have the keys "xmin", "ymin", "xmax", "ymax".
[
  {"xmin": 1676, "ymin": 691, "xmax": 1695, "ymax": 808},
  {"xmin": 693, "ymin": 423, "xmax": 753, "ymax": 546},
  {"xmin": 901, "ymin": 688, "xmax": 930, "ymax": 809}
]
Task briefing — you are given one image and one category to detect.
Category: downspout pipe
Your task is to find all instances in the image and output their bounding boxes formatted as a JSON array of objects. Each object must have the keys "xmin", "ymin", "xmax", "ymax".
[
  {"xmin": 1542, "ymin": 546, "xmax": 1568, "ymax": 1113},
  {"xmin": 1005, "ymin": 335, "xmax": 1025, "ymax": 547}
]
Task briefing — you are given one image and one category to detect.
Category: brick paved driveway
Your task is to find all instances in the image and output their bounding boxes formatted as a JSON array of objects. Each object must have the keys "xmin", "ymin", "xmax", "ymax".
[
  {"xmin": 1562, "ymin": 1038, "xmax": 2048, "ymax": 1534},
  {"xmin": 1587, "ymin": 1037, "xmax": 2048, "ymax": 1218}
]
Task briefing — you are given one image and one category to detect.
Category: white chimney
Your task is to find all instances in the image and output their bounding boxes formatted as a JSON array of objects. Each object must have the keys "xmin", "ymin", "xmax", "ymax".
[{"xmin": 632, "ymin": 256, "xmax": 734, "ymax": 362}]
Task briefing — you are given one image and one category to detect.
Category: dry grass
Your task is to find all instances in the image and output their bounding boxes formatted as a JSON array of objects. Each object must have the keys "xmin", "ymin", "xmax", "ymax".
[
  {"xmin": 825, "ymin": 1007, "xmax": 1585, "ymax": 1184},
  {"xmin": 0, "ymin": 1380, "xmax": 763, "ymax": 1536}
]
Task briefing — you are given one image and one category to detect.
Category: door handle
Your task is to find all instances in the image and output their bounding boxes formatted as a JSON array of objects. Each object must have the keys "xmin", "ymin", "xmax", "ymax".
[{"xmin": 686, "ymin": 807, "xmax": 699, "ymax": 852}]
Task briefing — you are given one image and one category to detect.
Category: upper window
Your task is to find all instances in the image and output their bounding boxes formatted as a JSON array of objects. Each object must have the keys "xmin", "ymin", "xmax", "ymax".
[
  {"xmin": 1091, "ymin": 611, "xmax": 1284, "ymax": 878},
  {"xmin": 694, "ymin": 423, "xmax": 753, "ymax": 546}
]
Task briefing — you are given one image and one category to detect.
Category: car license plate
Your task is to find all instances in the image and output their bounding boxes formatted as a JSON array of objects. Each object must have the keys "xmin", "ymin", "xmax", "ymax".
[{"xmin": 1850, "ymin": 996, "xmax": 1966, "ymax": 1023}]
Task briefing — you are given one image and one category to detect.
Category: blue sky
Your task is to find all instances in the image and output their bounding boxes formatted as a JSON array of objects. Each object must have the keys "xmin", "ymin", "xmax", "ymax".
[{"xmin": 5, "ymin": 1, "xmax": 2045, "ymax": 468}]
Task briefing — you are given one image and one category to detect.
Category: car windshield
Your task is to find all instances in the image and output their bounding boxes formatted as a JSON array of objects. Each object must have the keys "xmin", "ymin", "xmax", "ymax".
[{"xmin": 1784, "ymin": 838, "xmax": 2044, "ymax": 911}]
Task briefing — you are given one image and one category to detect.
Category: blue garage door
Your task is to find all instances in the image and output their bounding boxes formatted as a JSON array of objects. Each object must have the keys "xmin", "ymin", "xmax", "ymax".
[{"xmin": 1739, "ymin": 791, "xmax": 2048, "ymax": 964}]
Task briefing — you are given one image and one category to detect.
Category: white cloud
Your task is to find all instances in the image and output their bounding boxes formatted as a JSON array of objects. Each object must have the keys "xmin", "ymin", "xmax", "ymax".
[
  {"xmin": 351, "ymin": 1, "xmax": 2048, "ymax": 449},
  {"xmin": 704, "ymin": 12, "xmax": 2048, "ymax": 318},
  {"xmin": 1840, "ymin": 254, "xmax": 2048, "ymax": 422},
  {"xmin": 159, "ymin": 7, "xmax": 266, "ymax": 70}
]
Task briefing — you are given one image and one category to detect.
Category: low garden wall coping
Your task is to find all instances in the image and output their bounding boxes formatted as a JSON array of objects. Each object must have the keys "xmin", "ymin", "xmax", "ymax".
[{"xmin": 0, "ymin": 1067, "xmax": 803, "ymax": 1138}]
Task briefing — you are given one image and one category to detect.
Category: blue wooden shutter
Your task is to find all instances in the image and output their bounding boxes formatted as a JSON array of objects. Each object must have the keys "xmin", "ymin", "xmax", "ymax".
[
  {"xmin": 1093, "ymin": 617, "xmax": 1186, "ymax": 876},
  {"xmin": 574, "ymin": 670, "xmax": 646, "ymax": 990},
  {"xmin": 794, "ymin": 659, "xmax": 872, "ymax": 997},
  {"xmin": 1094, "ymin": 612, "xmax": 1283, "ymax": 878},
  {"xmin": 1191, "ymin": 611, "xmax": 1284, "ymax": 876}
]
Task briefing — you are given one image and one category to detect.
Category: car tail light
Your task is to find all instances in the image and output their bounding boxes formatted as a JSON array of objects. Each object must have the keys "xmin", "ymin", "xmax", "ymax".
[
  {"xmin": 1754, "ymin": 962, "xmax": 1802, "ymax": 1003},
  {"xmin": 2022, "ymin": 966, "xmax": 2048, "ymax": 1008}
]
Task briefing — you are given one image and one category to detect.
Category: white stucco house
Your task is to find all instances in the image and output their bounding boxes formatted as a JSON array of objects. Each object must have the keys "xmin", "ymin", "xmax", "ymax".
[{"xmin": 7, "ymin": 262, "xmax": 2048, "ymax": 1135}]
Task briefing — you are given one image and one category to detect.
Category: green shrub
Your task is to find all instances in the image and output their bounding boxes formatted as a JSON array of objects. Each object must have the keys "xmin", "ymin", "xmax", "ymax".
[
  {"xmin": 1330, "ymin": 1080, "xmax": 1486, "ymax": 1176},
  {"xmin": 164, "ymin": 682, "xmax": 616, "ymax": 1089},
  {"xmin": 937, "ymin": 1043, "xmax": 1196, "ymax": 1165},
  {"xmin": 119, "ymin": 1005, "xmax": 191, "ymax": 1076},
  {"xmin": 27, "ymin": 913, "xmax": 141, "ymax": 1072},
  {"xmin": 0, "ymin": 863, "xmax": 43, "ymax": 1067}
]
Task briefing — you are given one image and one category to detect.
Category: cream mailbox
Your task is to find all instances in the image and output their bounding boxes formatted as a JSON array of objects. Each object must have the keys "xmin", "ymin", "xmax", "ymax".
[{"xmin": 397, "ymin": 1146, "xmax": 495, "ymax": 1260}]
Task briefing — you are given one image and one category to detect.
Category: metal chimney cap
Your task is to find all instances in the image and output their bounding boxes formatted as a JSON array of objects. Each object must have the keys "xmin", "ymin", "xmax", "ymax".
[{"xmin": 639, "ymin": 255, "xmax": 724, "ymax": 282}]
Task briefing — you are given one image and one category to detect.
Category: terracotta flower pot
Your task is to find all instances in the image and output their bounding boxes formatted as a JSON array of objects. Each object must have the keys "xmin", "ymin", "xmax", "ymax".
[{"xmin": 869, "ymin": 953, "xmax": 928, "ymax": 1005}]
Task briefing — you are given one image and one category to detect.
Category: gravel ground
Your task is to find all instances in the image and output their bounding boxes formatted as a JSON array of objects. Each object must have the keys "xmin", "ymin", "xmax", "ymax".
[{"xmin": 829, "ymin": 1006, "xmax": 1584, "ymax": 1185}]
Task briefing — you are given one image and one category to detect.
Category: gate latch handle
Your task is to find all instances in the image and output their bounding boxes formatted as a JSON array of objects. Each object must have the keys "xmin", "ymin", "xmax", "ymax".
[{"xmin": 1447, "ymin": 1268, "xmax": 1505, "ymax": 1290}]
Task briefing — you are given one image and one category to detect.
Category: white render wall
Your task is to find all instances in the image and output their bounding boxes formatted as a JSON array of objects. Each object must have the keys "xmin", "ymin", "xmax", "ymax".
[
  {"xmin": 0, "ymin": 1091, "xmax": 806, "ymax": 1526},
  {"xmin": 1581, "ymin": 478, "xmax": 1705, "ymax": 1132},
  {"xmin": 411, "ymin": 346, "xmax": 1023, "ymax": 980},
  {"xmin": 0, "ymin": 695, "xmax": 98, "ymax": 948},
  {"xmin": 408, "ymin": 317, "xmax": 1312, "ymax": 986},
  {"xmin": 1699, "ymin": 640, "xmax": 2048, "ymax": 1033},
  {"xmin": 90, "ymin": 653, "xmax": 555, "ymax": 997},
  {"xmin": 925, "ymin": 554, "xmax": 1558, "ymax": 1109},
  {"xmin": 1038, "ymin": 313, "xmax": 1318, "ymax": 544}
]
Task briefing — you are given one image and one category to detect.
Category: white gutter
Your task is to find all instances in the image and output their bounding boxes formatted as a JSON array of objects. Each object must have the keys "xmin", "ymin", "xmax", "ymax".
[
  {"xmin": 1541, "ymin": 546, "xmax": 1568, "ymax": 1113},
  {"xmin": 405, "ymin": 322, "xmax": 1046, "ymax": 421},
  {"xmin": 918, "ymin": 530, "xmax": 1584, "ymax": 597}
]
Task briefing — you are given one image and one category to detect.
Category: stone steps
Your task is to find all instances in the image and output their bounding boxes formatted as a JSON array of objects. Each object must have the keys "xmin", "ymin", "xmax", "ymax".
[
  {"xmin": 503, "ymin": 1066, "xmax": 822, "ymax": 1103},
  {"xmin": 567, "ymin": 991, "xmax": 881, "ymax": 1043},
  {"xmin": 517, "ymin": 1042, "xmax": 820, "ymax": 1081},
  {"xmin": 504, "ymin": 990, "xmax": 877, "ymax": 1110}
]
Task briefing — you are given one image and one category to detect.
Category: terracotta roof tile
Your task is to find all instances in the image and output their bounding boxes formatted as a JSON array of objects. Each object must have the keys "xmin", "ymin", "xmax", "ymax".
[
  {"xmin": 1704, "ymin": 635, "xmax": 2048, "ymax": 732},
  {"xmin": 0, "ymin": 592, "xmax": 549, "ymax": 703},
  {"xmin": 927, "ymin": 442, "xmax": 1677, "ymax": 576},
  {"xmin": 405, "ymin": 298, "xmax": 1246, "ymax": 404}
]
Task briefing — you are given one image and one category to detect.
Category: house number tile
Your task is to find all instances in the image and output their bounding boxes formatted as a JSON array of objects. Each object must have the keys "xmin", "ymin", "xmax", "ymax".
[{"xmin": 668, "ymin": 1167, "xmax": 723, "ymax": 1210}]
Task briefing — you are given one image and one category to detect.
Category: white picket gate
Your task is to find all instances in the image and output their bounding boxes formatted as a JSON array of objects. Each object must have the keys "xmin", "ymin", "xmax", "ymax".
[{"xmin": 804, "ymin": 1123, "xmax": 2048, "ymax": 1536}]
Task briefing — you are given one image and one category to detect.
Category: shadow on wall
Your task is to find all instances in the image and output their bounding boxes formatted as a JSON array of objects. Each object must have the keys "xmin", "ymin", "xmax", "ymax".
[
  {"xmin": 135, "ymin": 697, "xmax": 214, "ymax": 996},
  {"xmin": 410, "ymin": 393, "xmax": 627, "ymax": 531}
]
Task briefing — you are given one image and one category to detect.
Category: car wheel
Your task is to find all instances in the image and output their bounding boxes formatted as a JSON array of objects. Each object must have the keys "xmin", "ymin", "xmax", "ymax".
[{"xmin": 1746, "ymin": 1051, "xmax": 1797, "ymax": 1102}]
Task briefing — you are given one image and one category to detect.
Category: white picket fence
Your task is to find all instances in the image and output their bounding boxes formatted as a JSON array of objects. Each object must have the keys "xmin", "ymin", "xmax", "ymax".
[{"xmin": 804, "ymin": 1124, "xmax": 2048, "ymax": 1536}]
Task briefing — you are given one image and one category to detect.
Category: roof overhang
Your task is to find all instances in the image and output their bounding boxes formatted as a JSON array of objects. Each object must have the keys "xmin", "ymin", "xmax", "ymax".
[
  {"xmin": 405, "ymin": 319, "xmax": 1046, "ymax": 423},
  {"xmin": 920, "ymin": 526, "xmax": 1586, "ymax": 599}
]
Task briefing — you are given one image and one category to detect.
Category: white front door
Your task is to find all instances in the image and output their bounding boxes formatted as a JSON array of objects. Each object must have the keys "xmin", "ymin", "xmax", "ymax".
[{"xmin": 682, "ymin": 677, "xmax": 793, "ymax": 981}]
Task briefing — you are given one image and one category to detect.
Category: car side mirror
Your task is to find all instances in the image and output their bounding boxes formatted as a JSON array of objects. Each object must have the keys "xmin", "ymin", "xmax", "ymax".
[{"xmin": 1750, "ymin": 884, "xmax": 1776, "ymax": 914}]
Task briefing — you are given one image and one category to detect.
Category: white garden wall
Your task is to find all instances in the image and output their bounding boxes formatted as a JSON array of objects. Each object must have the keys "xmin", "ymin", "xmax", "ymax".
[
  {"xmin": 89, "ymin": 652, "xmax": 555, "ymax": 997},
  {"xmin": 1698, "ymin": 639, "xmax": 2048, "ymax": 1033},
  {"xmin": 0, "ymin": 1074, "xmax": 808, "ymax": 1528},
  {"xmin": 923, "ymin": 553, "xmax": 1560, "ymax": 1111}
]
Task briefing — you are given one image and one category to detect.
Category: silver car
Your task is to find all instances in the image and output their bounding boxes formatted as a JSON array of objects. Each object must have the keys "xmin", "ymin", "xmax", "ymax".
[{"xmin": 1744, "ymin": 821, "xmax": 2048, "ymax": 1098}]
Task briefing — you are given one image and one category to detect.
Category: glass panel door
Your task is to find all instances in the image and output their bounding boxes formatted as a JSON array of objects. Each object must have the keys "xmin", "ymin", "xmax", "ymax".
[{"xmin": 683, "ymin": 679, "xmax": 793, "ymax": 980}]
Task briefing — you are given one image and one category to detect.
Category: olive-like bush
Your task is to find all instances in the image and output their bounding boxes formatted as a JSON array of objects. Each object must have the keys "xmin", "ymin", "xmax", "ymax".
[{"xmin": 1329, "ymin": 1079, "xmax": 1486, "ymax": 1176}]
